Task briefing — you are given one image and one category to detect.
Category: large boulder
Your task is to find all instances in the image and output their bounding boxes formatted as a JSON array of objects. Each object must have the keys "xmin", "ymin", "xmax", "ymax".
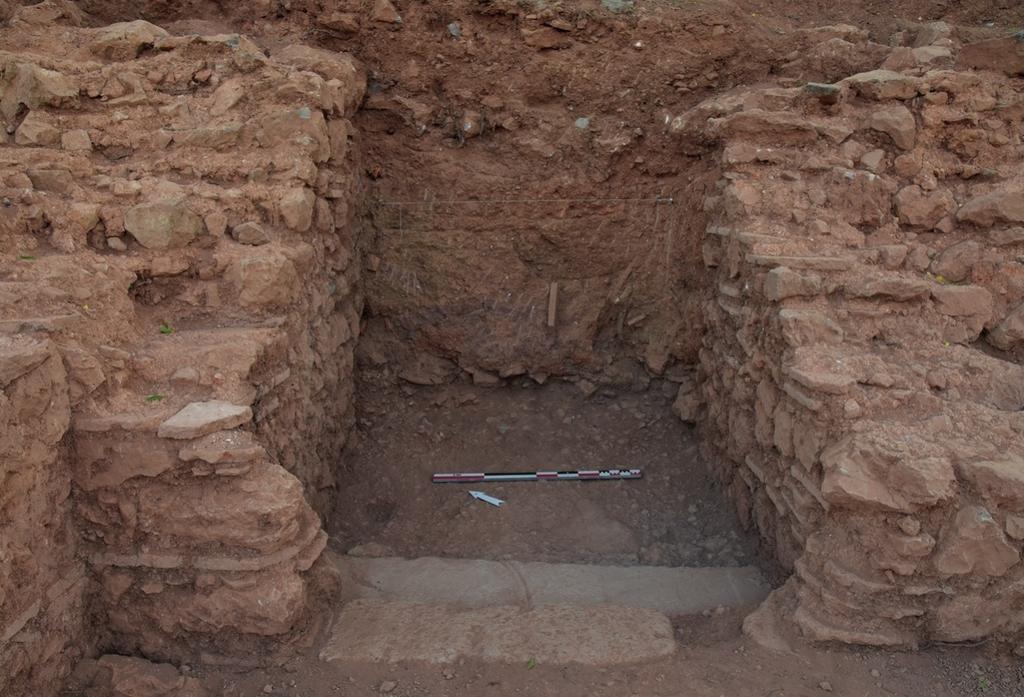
[
  {"xmin": 168, "ymin": 568, "xmax": 306, "ymax": 636},
  {"xmin": 929, "ymin": 593, "xmax": 1014, "ymax": 643}
]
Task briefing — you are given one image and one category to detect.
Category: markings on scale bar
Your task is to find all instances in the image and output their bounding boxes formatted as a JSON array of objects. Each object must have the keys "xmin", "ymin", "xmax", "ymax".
[{"xmin": 432, "ymin": 469, "xmax": 643, "ymax": 484}]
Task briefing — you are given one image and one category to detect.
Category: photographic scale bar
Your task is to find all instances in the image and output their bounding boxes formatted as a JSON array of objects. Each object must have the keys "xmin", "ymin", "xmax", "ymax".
[{"xmin": 432, "ymin": 469, "xmax": 643, "ymax": 483}]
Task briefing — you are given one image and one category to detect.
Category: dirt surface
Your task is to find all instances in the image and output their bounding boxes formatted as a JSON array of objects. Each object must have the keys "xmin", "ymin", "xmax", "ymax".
[
  {"xmin": 174, "ymin": 612, "xmax": 1024, "ymax": 697},
  {"xmin": 329, "ymin": 378, "xmax": 761, "ymax": 570},
  {"xmin": 742, "ymin": 0, "xmax": 1024, "ymax": 37}
]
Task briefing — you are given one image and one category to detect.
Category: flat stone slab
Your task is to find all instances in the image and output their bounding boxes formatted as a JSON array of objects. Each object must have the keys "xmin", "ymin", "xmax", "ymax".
[
  {"xmin": 0, "ymin": 336, "xmax": 51, "ymax": 386},
  {"xmin": 157, "ymin": 400, "xmax": 252, "ymax": 439},
  {"xmin": 333, "ymin": 555, "xmax": 770, "ymax": 615},
  {"xmin": 320, "ymin": 600, "xmax": 676, "ymax": 665}
]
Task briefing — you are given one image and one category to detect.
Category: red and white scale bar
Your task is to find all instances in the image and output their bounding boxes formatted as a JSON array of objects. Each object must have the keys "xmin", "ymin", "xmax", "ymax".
[{"xmin": 432, "ymin": 469, "xmax": 643, "ymax": 483}]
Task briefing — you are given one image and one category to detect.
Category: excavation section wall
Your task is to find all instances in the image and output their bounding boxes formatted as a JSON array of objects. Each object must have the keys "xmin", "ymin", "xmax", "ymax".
[
  {"xmin": 0, "ymin": 337, "xmax": 89, "ymax": 696},
  {"xmin": 337, "ymin": 0, "xmax": 795, "ymax": 384}
]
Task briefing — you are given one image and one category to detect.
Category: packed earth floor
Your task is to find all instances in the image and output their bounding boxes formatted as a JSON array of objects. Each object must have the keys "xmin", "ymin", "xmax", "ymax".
[{"xmin": 329, "ymin": 380, "xmax": 760, "ymax": 569}]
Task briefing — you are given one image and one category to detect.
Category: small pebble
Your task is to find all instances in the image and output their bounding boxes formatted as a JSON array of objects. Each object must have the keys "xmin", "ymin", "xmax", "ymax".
[
  {"xmin": 818, "ymin": 680, "xmax": 833, "ymax": 692},
  {"xmin": 380, "ymin": 681, "xmax": 397, "ymax": 694}
]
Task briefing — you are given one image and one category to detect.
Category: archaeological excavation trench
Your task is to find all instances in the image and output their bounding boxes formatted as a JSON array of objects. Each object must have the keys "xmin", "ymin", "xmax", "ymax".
[{"xmin": 3, "ymin": 0, "xmax": 1024, "ymax": 695}]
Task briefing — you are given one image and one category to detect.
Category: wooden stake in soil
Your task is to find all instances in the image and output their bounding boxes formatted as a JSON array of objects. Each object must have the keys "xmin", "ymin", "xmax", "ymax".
[{"xmin": 547, "ymin": 282, "xmax": 558, "ymax": 328}]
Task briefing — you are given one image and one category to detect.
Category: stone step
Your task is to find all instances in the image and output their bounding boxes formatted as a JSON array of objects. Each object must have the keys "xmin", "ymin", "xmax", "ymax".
[
  {"xmin": 320, "ymin": 555, "xmax": 771, "ymax": 666},
  {"xmin": 319, "ymin": 600, "xmax": 677, "ymax": 666},
  {"xmin": 72, "ymin": 325, "xmax": 282, "ymax": 435},
  {"xmin": 133, "ymin": 326, "xmax": 282, "ymax": 387},
  {"xmin": 73, "ymin": 397, "xmax": 253, "ymax": 435},
  {"xmin": 332, "ymin": 555, "xmax": 771, "ymax": 615}
]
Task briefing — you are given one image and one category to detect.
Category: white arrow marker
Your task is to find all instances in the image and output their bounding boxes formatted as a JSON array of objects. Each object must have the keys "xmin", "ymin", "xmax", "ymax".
[{"xmin": 469, "ymin": 490, "xmax": 505, "ymax": 507}]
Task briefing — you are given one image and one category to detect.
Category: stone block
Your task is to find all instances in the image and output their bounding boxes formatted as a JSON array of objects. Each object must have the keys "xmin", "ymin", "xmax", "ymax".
[
  {"xmin": 867, "ymin": 105, "xmax": 916, "ymax": 150},
  {"xmin": 990, "ymin": 302, "xmax": 1024, "ymax": 351},
  {"xmin": 958, "ymin": 458, "xmax": 1024, "ymax": 509},
  {"xmin": 779, "ymin": 309, "xmax": 843, "ymax": 346},
  {"xmin": 894, "ymin": 185, "xmax": 955, "ymax": 228},
  {"xmin": 89, "ymin": 20, "xmax": 169, "ymax": 61},
  {"xmin": 820, "ymin": 434, "xmax": 956, "ymax": 511},
  {"xmin": 844, "ymin": 273, "xmax": 930, "ymax": 301},
  {"xmin": 763, "ymin": 267, "xmax": 821, "ymax": 300},
  {"xmin": 14, "ymin": 110, "xmax": 59, "ymax": 146},
  {"xmin": 0, "ymin": 60, "xmax": 79, "ymax": 123},
  {"xmin": 178, "ymin": 431, "xmax": 265, "ymax": 464},
  {"xmin": 75, "ymin": 434, "xmax": 177, "ymax": 491},
  {"xmin": 931, "ymin": 285, "xmax": 993, "ymax": 321},
  {"xmin": 930, "ymin": 240, "xmax": 980, "ymax": 283},
  {"xmin": 124, "ymin": 202, "xmax": 204, "ymax": 250},
  {"xmin": 844, "ymin": 70, "xmax": 920, "ymax": 100},
  {"xmin": 933, "ymin": 505, "xmax": 1020, "ymax": 577},
  {"xmin": 958, "ymin": 187, "xmax": 1024, "ymax": 228},
  {"xmin": 137, "ymin": 462, "xmax": 308, "ymax": 553},
  {"xmin": 157, "ymin": 401, "xmax": 252, "ymax": 439}
]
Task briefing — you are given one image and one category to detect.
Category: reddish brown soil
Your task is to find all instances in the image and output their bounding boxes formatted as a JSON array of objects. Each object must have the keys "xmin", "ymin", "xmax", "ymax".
[{"xmin": 743, "ymin": 0, "xmax": 1024, "ymax": 37}]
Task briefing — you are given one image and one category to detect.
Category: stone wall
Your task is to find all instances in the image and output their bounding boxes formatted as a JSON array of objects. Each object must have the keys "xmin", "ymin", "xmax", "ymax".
[
  {"xmin": 0, "ymin": 337, "xmax": 90, "ymax": 697},
  {"xmin": 0, "ymin": 6, "xmax": 364, "ymax": 679},
  {"xmin": 674, "ymin": 26, "xmax": 1024, "ymax": 649}
]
